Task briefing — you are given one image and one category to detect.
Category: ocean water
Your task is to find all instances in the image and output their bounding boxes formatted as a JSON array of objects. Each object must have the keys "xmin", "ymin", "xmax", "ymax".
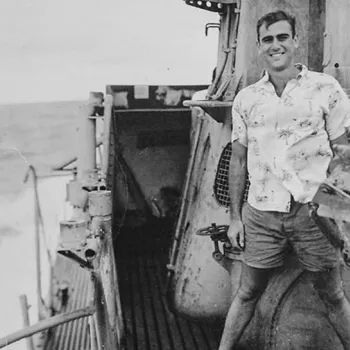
[
  {"xmin": 0, "ymin": 101, "xmax": 84, "ymax": 349},
  {"xmin": 0, "ymin": 101, "xmax": 83, "ymax": 199}
]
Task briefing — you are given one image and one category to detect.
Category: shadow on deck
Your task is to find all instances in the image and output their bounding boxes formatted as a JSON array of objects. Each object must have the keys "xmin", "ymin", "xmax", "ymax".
[
  {"xmin": 45, "ymin": 219, "xmax": 224, "ymax": 349},
  {"xmin": 114, "ymin": 220, "xmax": 223, "ymax": 350}
]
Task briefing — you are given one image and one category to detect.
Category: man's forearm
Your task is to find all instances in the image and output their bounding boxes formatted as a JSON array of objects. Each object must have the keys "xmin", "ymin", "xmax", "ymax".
[
  {"xmin": 329, "ymin": 132, "xmax": 349, "ymax": 173},
  {"xmin": 228, "ymin": 150, "xmax": 247, "ymax": 221}
]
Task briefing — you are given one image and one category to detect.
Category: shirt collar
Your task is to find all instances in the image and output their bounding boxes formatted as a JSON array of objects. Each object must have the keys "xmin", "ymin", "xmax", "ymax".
[{"xmin": 261, "ymin": 63, "xmax": 308, "ymax": 83}]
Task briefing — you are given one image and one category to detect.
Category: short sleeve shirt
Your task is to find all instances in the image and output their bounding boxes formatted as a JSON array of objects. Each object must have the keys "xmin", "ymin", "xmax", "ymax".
[{"xmin": 231, "ymin": 64, "xmax": 350, "ymax": 212}]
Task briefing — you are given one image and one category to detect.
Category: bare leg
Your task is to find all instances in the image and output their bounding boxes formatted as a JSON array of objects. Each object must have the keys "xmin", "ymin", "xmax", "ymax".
[
  {"xmin": 218, "ymin": 264, "xmax": 271, "ymax": 350},
  {"xmin": 312, "ymin": 265, "xmax": 350, "ymax": 349}
]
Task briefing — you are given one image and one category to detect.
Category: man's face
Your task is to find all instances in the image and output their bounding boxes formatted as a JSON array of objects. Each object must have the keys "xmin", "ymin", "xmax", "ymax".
[{"xmin": 257, "ymin": 20, "xmax": 299, "ymax": 73}]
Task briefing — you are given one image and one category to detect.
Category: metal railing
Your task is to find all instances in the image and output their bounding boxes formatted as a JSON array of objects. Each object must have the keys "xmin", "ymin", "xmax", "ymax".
[{"xmin": 0, "ymin": 92, "xmax": 124, "ymax": 349}]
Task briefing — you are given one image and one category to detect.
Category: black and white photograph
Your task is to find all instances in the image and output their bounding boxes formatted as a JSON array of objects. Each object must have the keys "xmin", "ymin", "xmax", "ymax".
[{"xmin": 1, "ymin": 1, "xmax": 350, "ymax": 349}]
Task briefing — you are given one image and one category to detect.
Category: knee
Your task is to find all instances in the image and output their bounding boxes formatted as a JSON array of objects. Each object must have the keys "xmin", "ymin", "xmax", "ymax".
[
  {"xmin": 314, "ymin": 282, "xmax": 345, "ymax": 307},
  {"xmin": 236, "ymin": 283, "xmax": 266, "ymax": 303}
]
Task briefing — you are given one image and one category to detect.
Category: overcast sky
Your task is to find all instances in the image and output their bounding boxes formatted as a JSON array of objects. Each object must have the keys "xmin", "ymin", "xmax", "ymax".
[{"xmin": 0, "ymin": 0, "xmax": 218, "ymax": 104}]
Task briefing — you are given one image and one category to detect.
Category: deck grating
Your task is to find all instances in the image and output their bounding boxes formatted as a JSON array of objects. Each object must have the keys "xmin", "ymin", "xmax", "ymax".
[
  {"xmin": 45, "ymin": 224, "xmax": 222, "ymax": 349},
  {"xmin": 45, "ymin": 255, "xmax": 92, "ymax": 350},
  {"xmin": 116, "ymin": 239, "xmax": 222, "ymax": 350}
]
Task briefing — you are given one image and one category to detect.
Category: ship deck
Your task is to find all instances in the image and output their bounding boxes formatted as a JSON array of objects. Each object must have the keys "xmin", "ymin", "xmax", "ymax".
[
  {"xmin": 115, "ymin": 223, "xmax": 223, "ymax": 350},
  {"xmin": 45, "ymin": 221, "xmax": 223, "ymax": 349},
  {"xmin": 45, "ymin": 255, "xmax": 92, "ymax": 350}
]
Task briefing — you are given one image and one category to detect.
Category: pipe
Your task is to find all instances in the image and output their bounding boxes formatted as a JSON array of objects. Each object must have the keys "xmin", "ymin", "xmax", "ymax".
[
  {"xmin": 52, "ymin": 138, "xmax": 103, "ymax": 171},
  {"xmin": 167, "ymin": 118, "xmax": 205, "ymax": 280},
  {"xmin": 211, "ymin": 2, "xmax": 241, "ymax": 100},
  {"xmin": 101, "ymin": 95, "xmax": 113, "ymax": 183},
  {"xmin": 0, "ymin": 306, "xmax": 95, "ymax": 349},
  {"xmin": 76, "ymin": 92, "xmax": 101, "ymax": 185},
  {"xmin": 206, "ymin": 4, "xmax": 233, "ymax": 98},
  {"xmin": 57, "ymin": 249, "xmax": 92, "ymax": 270}
]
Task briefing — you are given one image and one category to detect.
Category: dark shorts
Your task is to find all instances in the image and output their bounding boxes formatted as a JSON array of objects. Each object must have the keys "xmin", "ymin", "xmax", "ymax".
[{"xmin": 242, "ymin": 201, "xmax": 340, "ymax": 272}]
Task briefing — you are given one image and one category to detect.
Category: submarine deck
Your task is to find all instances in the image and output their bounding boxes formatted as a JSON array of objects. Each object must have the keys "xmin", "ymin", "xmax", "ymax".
[
  {"xmin": 115, "ymin": 224, "xmax": 223, "ymax": 350},
  {"xmin": 45, "ymin": 222, "xmax": 224, "ymax": 349}
]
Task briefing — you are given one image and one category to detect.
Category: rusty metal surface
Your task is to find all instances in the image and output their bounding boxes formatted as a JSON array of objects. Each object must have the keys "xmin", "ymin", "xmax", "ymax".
[
  {"xmin": 45, "ymin": 255, "xmax": 92, "ymax": 350},
  {"xmin": 169, "ymin": 116, "xmax": 235, "ymax": 320}
]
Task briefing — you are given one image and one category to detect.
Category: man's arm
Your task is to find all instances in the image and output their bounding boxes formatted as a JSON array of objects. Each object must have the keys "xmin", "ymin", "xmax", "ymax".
[
  {"xmin": 329, "ymin": 132, "xmax": 349, "ymax": 173},
  {"xmin": 228, "ymin": 141, "xmax": 247, "ymax": 221},
  {"xmin": 325, "ymin": 77, "xmax": 350, "ymax": 171}
]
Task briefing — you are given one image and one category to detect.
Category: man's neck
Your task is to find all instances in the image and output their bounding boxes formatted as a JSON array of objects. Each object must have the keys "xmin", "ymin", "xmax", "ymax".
[{"xmin": 268, "ymin": 65, "xmax": 299, "ymax": 96}]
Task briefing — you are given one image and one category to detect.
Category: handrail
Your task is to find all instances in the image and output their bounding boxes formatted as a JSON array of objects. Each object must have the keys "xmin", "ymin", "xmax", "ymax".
[
  {"xmin": 167, "ymin": 118, "xmax": 205, "ymax": 285},
  {"xmin": 206, "ymin": 4, "xmax": 232, "ymax": 98},
  {"xmin": 0, "ymin": 306, "xmax": 95, "ymax": 348},
  {"xmin": 24, "ymin": 165, "xmax": 54, "ymax": 320},
  {"xmin": 52, "ymin": 138, "xmax": 103, "ymax": 171}
]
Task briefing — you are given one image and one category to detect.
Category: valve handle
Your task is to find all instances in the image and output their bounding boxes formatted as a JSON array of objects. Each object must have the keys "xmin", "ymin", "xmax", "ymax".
[{"xmin": 196, "ymin": 223, "xmax": 229, "ymax": 237}]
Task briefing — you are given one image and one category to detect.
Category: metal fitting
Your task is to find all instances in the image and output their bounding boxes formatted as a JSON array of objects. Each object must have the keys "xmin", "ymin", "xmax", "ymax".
[
  {"xmin": 88, "ymin": 190, "xmax": 112, "ymax": 217},
  {"xmin": 84, "ymin": 238, "xmax": 100, "ymax": 262},
  {"xmin": 59, "ymin": 220, "xmax": 87, "ymax": 250}
]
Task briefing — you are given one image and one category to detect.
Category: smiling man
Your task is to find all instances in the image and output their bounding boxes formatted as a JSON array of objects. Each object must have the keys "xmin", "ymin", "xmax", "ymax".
[{"xmin": 219, "ymin": 10, "xmax": 350, "ymax": 350}]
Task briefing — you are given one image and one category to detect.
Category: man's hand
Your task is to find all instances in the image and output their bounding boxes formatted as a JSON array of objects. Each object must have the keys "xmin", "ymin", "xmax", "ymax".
[{"xmin": 227, "ymin": 219, "xmax": 245, "ymax": 250}]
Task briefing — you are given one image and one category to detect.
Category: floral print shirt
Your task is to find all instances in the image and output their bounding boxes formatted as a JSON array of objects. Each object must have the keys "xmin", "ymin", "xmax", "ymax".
[{"xmin": 232, "ymin": 64, "xmax": 350, "ymax": 212}]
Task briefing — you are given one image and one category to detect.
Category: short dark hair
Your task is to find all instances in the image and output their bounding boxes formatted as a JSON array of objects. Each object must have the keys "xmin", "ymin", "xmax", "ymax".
[{"xmin": 256, "ymin": 11, "xmax": 296, "ymax": 42}]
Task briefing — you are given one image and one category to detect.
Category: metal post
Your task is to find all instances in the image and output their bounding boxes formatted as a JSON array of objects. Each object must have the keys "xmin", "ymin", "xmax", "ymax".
[
  {"xmin": 34, "ymin": 197, "xmax": 43, "ymax": 321},
  {"xmin": 19, "ymin": 295, "xmax": 35, "ymax": 350}
]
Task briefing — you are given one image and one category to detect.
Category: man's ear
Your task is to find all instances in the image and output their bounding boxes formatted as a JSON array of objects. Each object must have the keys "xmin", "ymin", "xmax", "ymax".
[
  {"xmin": 293, "ymin": 34, "xmax": 299, "ymax": 49},
  {"xmin": 256, "ymin": 40, "xmax": 261, "ymax": 53}
]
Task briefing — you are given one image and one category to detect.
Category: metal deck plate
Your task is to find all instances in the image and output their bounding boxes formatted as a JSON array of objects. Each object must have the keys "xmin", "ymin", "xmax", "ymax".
[{"xmin": 117, "ymin": 249, "xmax": 223, "ymax": 350}]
